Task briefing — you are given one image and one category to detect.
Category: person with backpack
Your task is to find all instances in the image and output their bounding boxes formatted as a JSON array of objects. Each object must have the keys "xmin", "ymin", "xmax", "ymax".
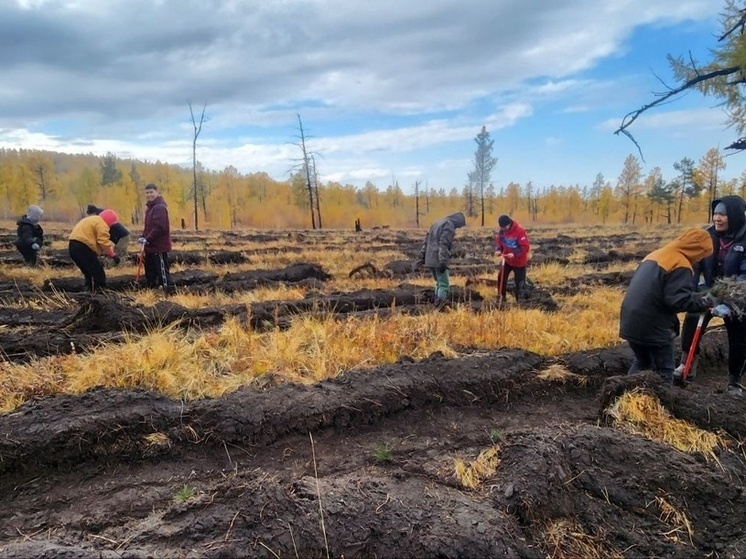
[
  {"xmin": 494, "ymin": 215, "xmax": 530, "ymax": 302},
  {"xmin": 675, "ymin": 196, "xmax": 746, "ymax": 396},
  {"xmin": 15, "ymin": 205, "xmax": 44, "ymax": 266},
  {"xmin": 620, "ymin": 228, "xmax": 714, "ymax": 384},
  {"xmin": 415, "ymin": 212, "xmax": 466, "ymax": 305}
]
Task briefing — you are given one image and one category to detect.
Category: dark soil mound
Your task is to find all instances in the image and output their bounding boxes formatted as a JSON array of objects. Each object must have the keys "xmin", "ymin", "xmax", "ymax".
[{"xmin": 1, "ymin": 336, "xmax": 745, "ymax": 558}]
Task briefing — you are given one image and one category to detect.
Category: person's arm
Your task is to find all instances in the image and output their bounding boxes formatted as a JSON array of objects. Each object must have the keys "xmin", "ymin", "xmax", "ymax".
[
  {"xmin": 95, "ymin": 221, "xmax": 116, "ymax": 256},
  {"xmin": 664, "ymin": 269, "xmax": 710, "ymax": 313},
  {"xmin": 437, "ymin": 223, "xmax": 456, "ymax": 266}
]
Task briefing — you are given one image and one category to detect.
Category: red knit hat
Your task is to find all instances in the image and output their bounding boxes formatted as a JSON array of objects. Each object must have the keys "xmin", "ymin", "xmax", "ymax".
[{"xmin": 99, "ymin": 209, "xmax": 118, "ymax": 226}]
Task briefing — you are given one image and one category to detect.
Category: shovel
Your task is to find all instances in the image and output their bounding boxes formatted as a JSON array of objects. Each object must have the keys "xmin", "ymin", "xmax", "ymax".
[
  {"xmin": 682, "ymin": 312, "xmax": 706, "ymax": 382},
  {"xmin": 496, "ymin": 256, "xmax": 505, "ymax": 306},
  {"xmin": 134, "ymin": 243, "xmax": 146, "ymax": 285}
]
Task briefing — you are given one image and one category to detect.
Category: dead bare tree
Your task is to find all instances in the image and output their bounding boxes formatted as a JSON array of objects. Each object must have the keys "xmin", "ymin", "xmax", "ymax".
[
  {"xmin": 292, "ymin": 114, "xmax": 324, "ymax": 229},
  {"xmin": 311, "ymin": 155, "xmax": 322, "ymax": 229},
  {"xmin": 189, "ymin": 101, "xmax": 207, "ymax": 230}
]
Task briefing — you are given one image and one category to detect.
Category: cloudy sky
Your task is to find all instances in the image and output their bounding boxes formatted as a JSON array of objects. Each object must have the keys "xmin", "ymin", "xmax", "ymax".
[{"xmin": 0, "ymin": 0, "xmax": 736, "ymax": 192}]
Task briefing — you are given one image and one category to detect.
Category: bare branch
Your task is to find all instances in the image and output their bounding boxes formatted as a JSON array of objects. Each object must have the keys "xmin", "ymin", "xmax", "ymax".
[{"xmin": 614, "ymin": 65, "xmax": 741, "ymax": 157}]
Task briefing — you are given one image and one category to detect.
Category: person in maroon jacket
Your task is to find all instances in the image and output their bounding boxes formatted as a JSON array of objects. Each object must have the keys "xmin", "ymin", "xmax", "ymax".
[
  {"xmin": 139, "ymin": 183, "xmax": 173, "ymax": 290},
  {"xmin": 494, "ymin": 214, "xmax": 531, "ymax": 301}
]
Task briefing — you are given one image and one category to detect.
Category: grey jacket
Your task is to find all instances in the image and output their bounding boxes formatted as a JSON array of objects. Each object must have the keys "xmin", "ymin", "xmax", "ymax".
[{"xmin": 418, "ymin": 212, "xmax": 466, "ymax": 268}]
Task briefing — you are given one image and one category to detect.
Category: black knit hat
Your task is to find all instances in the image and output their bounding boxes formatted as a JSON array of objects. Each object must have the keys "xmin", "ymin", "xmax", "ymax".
[
  {"xmin": 498, "ymin": 215, "xmax": 512, "ymax": 228},
  {"xmin": 86, "ymin": 204, "xmax": 104, "ymax": 215}
]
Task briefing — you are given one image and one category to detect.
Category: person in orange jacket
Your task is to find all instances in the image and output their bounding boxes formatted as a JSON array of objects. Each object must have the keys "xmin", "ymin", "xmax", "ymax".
[
  {"xmin": 68, "ymin": 209, "xmax": 120, "ymax": 292},
  {"xmin": 494, "ymin": 214, "xmax": 530, "ymax": 301}
]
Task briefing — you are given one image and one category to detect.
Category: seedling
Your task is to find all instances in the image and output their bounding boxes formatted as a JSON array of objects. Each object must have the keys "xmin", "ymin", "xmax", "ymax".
[
  {"xmin": 374, "ymin": 445, "xmax": 392, "ymax": 463},
  {"xmin": 175, "ymin": 484, "xmax": 195, "ymax": 502}
]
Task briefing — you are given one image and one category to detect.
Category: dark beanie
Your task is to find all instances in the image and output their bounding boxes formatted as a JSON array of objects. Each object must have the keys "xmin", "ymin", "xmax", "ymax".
[
  {"xmin": 498, "ymin": 215, "xmax": 512, "ymax": 228},
  {"xmin": 87, "ymin": 204, "xmax": 103, "ymax": 215}
]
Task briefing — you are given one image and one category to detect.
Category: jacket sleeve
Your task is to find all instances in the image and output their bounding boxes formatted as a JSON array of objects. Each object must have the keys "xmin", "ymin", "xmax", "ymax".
[
  {"xmin": 17, "ymin": 224, "xmax": 34, "ymax": 247},
  {"xmin": 437, "ymin": 222, "xmax": 456, "ymax": 265},
  {"xmin": 517, "ymin": 231, "xmax": 530, "ymax": 256},
  {"xmin": 95, "ymin": 221, "xmax": 115, "ymax": 256},
  {"xmin": 663, "ymin": 268, "xmax": 710, "ymax": 313}
]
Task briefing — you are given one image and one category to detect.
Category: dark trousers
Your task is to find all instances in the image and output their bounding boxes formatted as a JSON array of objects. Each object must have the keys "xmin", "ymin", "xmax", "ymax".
[
  {"xmin": 627, "ymin": 341, "xmax": 675, "ymax": 382},
  {"xmin": 69, "ymin": 240, "xmax": 106, "ymax": 292},
  {"xmin": 17, "ymin": 246, "xmax": 37, "ymax": 266},
  {"xmin": 681, "ymin": 311, "xmax": 746, "ymax": 385},
  {"xmin": 144, "ymin": 252, "xmax": 172, "ymax": 289},
  {"xmin": 498, "ymin": 263, "xmax": 527, "ymax": 300}
]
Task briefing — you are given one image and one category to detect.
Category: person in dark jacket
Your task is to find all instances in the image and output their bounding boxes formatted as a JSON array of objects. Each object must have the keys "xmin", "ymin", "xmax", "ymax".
[
  {"xmin": 494, "ymin": 214, "xmax": 531, "ymax": 301},
  {"xmin": 140, "ymin": 183, "xmax": 173, "ymax": 290},
  {"xmin": 87, "ymin": 204, "xmax": 130, "ymax": 261},
  {"xmin": 620, "ymin": 228, "xmax": 713, "ymax": 383},
  {"xmin": 15, "ymin": 205, "xmax": 44, "ymax": 266},
  {"xmin": 68, "ymin": 209, "xmax": 119, "ymax": 292},
  {"xmin": 676, "ymin": 196, "xmax": 746, "ymax": 396},
  {"xmin": 416, "ymin": 212, "xmax": 466, "ymax": 304}
]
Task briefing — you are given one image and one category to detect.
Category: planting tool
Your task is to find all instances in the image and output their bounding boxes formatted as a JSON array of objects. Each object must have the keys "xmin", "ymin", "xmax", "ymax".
[
  {"xmin": 497, "ymin": 256, "xmax": 505, "ymax": 306},
  {"xmin": 134, "ymin": 243, "xmax": 146, "ymax": 284},
  {"xmin": 682, "ymin": 312, "xmax": 706, "ymax": 382}
]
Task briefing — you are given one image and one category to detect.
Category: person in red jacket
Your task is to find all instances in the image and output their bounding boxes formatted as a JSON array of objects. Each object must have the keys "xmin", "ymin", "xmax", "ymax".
[
  {"xmin": 139, "ymin": 183, "xmax": 173, "ymax": 290},
  {"xmin": 494, "ymin": 215, "xmax": 530, "ymax": 301}
]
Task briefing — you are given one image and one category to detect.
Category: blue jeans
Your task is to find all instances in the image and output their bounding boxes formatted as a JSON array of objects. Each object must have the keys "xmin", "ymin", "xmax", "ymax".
[
  {"xmin": 430, "ymin": 268, "xmax": 450, "ymax": 301},
  {"xmin": 627, "ymin": 341, "xmax": 675, "ymax": 382}
]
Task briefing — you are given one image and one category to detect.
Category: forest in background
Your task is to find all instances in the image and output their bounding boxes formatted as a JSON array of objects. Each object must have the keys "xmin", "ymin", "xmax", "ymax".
[{"xmin": 0, "ymin": 147, "xmax": 743, "ymax": 230}]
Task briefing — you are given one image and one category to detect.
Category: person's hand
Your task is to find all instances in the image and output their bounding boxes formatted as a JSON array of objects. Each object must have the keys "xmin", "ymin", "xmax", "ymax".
[
  {"xmin": 137, "ymin": 237, "xmax": 148, "ymax": 245},
  {"xmin": 495, "ymin": 251, "xmax": 502, "ymax": 257},
  {"xmin": 112, "ymin": 255, "xmax": 121, "ymax": 265},
  {"xmin": 504, "ymin": 253, "xmax": 514, "ymax": 259},
  {"xmin": 437, "ymin": 262, "xmax": 447, "ymax": 273},
  {"xmin": 703, "ymin": 292, "xmax": 720, "ymax": 306},
  {"xmin": 31, "ymin": 243, "xmax": 40, "ymax": 251},
  {"xmin": 712, "ymin": 304, "xmax": 731, "ymax": 318}
]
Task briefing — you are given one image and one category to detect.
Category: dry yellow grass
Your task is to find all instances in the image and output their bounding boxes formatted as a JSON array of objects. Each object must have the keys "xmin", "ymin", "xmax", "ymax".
[
  {"xmin": 653, "ymin": 493, "xmax": 694, "ymax": 545},
  {"xmin": 454, "ymin": 445, "xmax": 500, "ymax": 489},
  {"xmin": 544, "ymin": 518, "xmax": 623, "ymax": 559},
  {"xmin": 606, "ymin": 389, "xmax": 726, "ymax": 459},
  {"xmin": 0, "ymin": 288, "xmax": 625, "ymax": 412}
]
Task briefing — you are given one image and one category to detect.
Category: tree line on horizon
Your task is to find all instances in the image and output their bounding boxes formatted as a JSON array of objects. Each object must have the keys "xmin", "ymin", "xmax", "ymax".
[{"xmin": 0, "ymin": 146, "xmax": 742, "ymax": 231}]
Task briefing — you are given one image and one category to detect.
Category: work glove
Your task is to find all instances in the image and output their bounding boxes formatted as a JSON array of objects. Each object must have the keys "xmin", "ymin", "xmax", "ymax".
[
  {"xmin": 137, "ymin": 237, "xmax": 148, "ymax": 245},
  {"xmin": 112, "ymin": 255, "xmax": 121, "ymax": 265},
  {"xmin": 703, "ymin": 292, "xmax": 720, "ymax": 306},
  {"xmin": 437, "ymin": 262, "xmax": 447, "ymax": 273},
  {"xmin": 31, "ymin": 243, "xmax": 40, "ymax": 251},
  {"xmin": 712, "ymin": 304, "xmax": 731, "ymax": 318}
]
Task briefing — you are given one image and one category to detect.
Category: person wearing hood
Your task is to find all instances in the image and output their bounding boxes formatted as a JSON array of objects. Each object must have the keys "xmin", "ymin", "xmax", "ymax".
[
  {"xmin": 139, "ymin": 183, "xmax": 173, "ymax": 290},
  {"xmin": 68, "ymin": 209, "xmax": 120, "ymax": 292},
  {"xmin": 15, "ymin": 205, "xmax": 44, "ymax": 266},
  {"xmin": 415, "ymin": 212, "xmax": 466, "ymax": 305},
  {"xmin": 620, "ymin": 228, "xmax": 714, "ymax": 384},
  {"xmin": 87, "ymin": 204, "xmax": 130, "ymax": 262},
  {"xmin": 494, "ymin": 214, "xmax": 531, "ymax": 302},
  {"xmin": 676, "ymin": 196, "xmax": 746, "ymax": 396}
]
